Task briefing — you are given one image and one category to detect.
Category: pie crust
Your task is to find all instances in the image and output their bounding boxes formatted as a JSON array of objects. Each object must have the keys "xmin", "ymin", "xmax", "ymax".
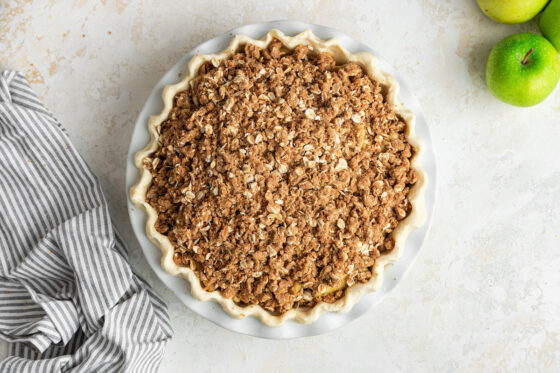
[{"xmin": 130, "ymin": 29, "xmax": 427, "ymax": 326}]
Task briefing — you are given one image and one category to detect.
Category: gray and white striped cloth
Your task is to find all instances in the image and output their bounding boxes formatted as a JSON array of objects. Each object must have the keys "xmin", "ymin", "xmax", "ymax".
[{"xmin": 0, "ymin": 70, "xmax": 173, "ymax": 372}]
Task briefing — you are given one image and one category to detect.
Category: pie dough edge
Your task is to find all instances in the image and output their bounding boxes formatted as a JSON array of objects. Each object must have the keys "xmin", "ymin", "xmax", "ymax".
[{"xmin": 130, "ymin": 29, "xmax": 427, "ymax": 327}]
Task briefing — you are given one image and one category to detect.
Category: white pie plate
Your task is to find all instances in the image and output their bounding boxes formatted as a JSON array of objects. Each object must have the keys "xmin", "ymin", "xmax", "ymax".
[{"xmin": 125, "ymin": 20, "xmax": 437, "ymax": 339}]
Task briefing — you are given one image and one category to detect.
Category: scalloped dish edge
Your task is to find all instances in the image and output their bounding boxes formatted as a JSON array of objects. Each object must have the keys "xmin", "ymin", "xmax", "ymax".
[{"xmin": 130, "ymin": 29, "xmax": 427, "ymax": 327}]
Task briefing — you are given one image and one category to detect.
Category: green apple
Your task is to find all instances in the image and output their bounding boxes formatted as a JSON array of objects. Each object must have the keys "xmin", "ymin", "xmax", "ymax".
[
  {"xmin": 486, "ymin": 33, "xmax": 560, "ymax": 107},
  {"xmin": 477, "ymin": 0, "xmax": 549, "ymax": 24},
  {"xmin": 539, "ymin": 0, "xmax": 560, "ymax": 51}
]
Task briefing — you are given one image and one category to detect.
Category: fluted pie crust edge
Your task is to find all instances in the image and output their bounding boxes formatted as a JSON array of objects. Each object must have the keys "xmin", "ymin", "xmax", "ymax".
[{"xmin": 130, "ymin": 29, "xmax": 427, "ymax": 327}]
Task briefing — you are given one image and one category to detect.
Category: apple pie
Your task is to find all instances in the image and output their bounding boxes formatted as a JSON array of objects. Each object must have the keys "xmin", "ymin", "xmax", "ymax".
[{"xmin": 131, "ymin": 29, "xmax": 426, "ymax": 326}]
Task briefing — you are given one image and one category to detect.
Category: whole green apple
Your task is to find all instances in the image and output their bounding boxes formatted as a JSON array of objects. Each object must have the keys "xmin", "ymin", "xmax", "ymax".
[
  {"xmin": 477, "ymin": 0, "xmax": 549, "ymax": 24},
  {"xmin": 486, "ymin": 33, "xmax": 560, "ymax": 107},
  {"xmin": 539, "ymin": 0, "xmax": 560, "ymax": 51}
]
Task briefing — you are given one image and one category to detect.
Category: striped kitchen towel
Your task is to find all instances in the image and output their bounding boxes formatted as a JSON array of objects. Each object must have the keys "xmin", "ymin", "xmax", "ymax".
[{"xmin": 0, "ymin": 70, "xmax": 173, "ymax": 372}]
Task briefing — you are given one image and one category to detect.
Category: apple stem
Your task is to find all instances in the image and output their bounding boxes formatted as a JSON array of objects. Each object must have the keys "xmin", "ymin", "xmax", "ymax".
[{"xmin": 522, "ymin": 48, "xmax": 534, "ymax": 65}]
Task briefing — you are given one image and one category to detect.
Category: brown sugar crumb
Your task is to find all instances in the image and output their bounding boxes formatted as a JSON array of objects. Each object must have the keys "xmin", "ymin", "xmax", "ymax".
[{"xmin": 145, "ymin": 39, "xmax": 418, "ymax": 314}]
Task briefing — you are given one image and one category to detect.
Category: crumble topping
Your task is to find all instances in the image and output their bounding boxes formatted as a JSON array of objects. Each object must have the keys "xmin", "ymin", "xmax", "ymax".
[{"xmin": 144, "ymin": 40, "xmax": 418, "ymax": 314}]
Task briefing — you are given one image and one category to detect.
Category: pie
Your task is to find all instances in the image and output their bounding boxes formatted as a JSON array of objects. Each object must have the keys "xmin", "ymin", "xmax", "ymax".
[{"xmin": 131, "ymin": 29, "xmax": 426, "ymax": 326}]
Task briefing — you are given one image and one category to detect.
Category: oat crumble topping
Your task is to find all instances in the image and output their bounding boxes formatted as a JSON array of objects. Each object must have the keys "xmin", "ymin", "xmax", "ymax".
[{"xmin": 144, "ymin": 40, "xmax": 418, "ymax": 314}]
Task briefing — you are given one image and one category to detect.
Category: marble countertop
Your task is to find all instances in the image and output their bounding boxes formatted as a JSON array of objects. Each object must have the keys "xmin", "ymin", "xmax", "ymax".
[{"xmin": 1, "ymin": 0, "xmax": 559, "ymax": 371}]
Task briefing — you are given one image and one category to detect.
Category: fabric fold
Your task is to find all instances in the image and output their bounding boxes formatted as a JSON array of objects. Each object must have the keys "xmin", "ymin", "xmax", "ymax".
[{"xmin": 0, "ymin": 70, "xmax": 172, "ymax": 372}]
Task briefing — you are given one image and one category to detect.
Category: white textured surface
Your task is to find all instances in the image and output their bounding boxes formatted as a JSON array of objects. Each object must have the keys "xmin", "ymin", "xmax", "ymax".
[{"xmin": 1, "ymin": 0, "xmax": 560, "ymax": 372}]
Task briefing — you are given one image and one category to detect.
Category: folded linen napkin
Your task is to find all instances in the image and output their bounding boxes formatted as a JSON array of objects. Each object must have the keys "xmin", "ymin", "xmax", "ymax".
[{"xmin": 0, "ymin": 70, "xmax": 172, "ymax": 372}]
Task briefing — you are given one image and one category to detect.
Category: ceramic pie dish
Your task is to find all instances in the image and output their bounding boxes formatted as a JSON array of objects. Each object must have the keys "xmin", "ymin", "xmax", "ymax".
[{"xmin": 126, "ymin": 20, "xmax": 436, "ymax": 338}]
